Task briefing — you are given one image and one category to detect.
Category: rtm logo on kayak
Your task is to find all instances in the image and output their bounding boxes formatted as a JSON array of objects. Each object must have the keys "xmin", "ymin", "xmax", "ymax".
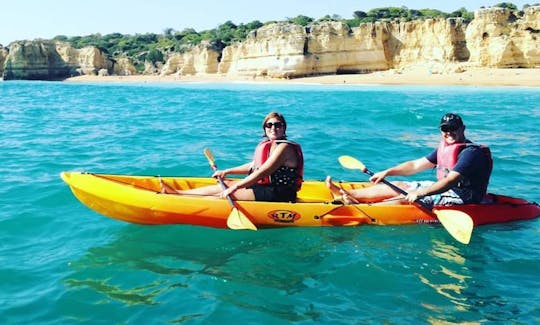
[
  {"xmin": 268, "ymin": 210, "xmax": 300, "ymax": 223},
  {"xmin": 416, "ymin": 219, "xmax": 440, "ymax": 224}
]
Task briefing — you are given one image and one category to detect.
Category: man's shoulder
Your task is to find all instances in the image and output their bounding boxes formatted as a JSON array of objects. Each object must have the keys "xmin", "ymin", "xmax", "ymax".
[{"xmin": 459, "ymin": 143, "xmax": 491, "ymax": 161}]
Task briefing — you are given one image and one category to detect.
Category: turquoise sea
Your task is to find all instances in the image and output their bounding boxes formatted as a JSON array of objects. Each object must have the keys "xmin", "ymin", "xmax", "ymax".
[{"xmin": 1, "ymin": 80, "xmax": 539, "ymax": 324}]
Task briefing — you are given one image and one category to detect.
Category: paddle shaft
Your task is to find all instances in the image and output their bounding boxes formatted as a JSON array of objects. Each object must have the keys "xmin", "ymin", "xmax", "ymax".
[
  {"xmin": 207, "ymin": 160, "xmax": 237, "ymax": 207},
  {"xmin": 362, "ymin": 168, "xmax": 432, "ymax": 211}
]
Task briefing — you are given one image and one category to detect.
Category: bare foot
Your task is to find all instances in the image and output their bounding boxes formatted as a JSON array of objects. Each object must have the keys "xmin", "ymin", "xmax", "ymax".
[
  {"xmin": 325, "ymin": 176, "xmax": 342, "ymax": 198},
  {"xmin": 325, "ymin": 176, "xmax": 359, "ymax": 204}
]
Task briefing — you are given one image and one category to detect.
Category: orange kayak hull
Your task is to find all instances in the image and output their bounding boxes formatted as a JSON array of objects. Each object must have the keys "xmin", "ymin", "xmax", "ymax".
[{"xmin": 60, "ymin": 172, "xmax": 540, "ymax": 228}]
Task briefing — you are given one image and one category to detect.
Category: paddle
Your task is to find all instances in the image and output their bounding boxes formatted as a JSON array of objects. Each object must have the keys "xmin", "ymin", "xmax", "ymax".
[
  {"xmin": 204, "ymin": 148, "xmax": 257, "ymax": 231},
  {"xmin": 338, "ymin": 155, "xmax": 473, "ymax": 244}
]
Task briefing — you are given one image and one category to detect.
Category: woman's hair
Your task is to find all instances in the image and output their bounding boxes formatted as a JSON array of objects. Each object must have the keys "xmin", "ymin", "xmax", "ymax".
[{"xmin": 261, "ymin": 112, "xmax": 287, "ymax": 138}]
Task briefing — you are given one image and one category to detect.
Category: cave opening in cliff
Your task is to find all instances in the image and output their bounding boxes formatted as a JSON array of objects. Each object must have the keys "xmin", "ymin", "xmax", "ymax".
[{"xmin": 336, "ymin": 68, "xmax": 362, "ymax": 75}]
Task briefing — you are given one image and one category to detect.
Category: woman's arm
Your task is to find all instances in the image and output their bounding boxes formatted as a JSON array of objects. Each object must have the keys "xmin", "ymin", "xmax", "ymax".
[
  {"xmin": 213, "ymin": 162, "xmax": 253, "ymax": 178},
  {"xmin": 225, "ymin": 144, "xmax": 292, "ymax": 192}
]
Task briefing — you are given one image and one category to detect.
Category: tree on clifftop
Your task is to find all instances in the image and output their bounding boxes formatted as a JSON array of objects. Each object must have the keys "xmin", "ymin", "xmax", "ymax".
[
  {"xmin": 494, "ymin": 2, "xmax": 518, "ymax": 10},
  {"xmin": 287, "ymin": 15, "xmax": 314, "ymax": 26}
]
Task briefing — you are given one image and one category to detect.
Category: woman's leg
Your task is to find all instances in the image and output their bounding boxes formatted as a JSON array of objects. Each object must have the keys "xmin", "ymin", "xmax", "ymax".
[
  {"xmin": 173, "ymin": 179, "xmax": 256, "ymax": 200},
  {"xmin": 175, "ymin": 184, "xmax": 222, "ymax": 196},
  {"xmin": 227, "ymin": 188, "xmax": 256, "ymax": 201}
]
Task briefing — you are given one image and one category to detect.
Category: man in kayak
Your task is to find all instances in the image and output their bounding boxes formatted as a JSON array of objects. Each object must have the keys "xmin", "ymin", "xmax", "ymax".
[
  {"xmin": 326, "ymin": 113, "xmax": 492, "ymax": 206},
  {"xmin": 162, "ymin": 112, "xmax": 304, "ymax": 202}
]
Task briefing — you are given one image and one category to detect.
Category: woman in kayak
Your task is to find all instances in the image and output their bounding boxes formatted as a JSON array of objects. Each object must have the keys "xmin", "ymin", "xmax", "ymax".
[
  {"xmin": 162, "ymin": 112, "xmax": 304, "ymax": 202},
  {"xmin": 326, "ymin": 113, "xmax": 492, "ymax": 206}
]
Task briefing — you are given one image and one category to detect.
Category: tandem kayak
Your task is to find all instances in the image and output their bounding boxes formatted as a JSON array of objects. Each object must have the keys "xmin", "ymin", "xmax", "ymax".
[{"xmin": 61, "ymin": 172, "xmax": 540, "ymax": 230}]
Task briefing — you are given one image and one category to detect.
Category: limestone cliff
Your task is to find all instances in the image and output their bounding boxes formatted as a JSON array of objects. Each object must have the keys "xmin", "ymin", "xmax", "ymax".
[
  {"xmin": 3, "ymin": 41, "xmax": 70, "ymax": 80},
  {"xmin": 2, "ymin": 41, "xmax": 112, "ymax": 80},
  {"xmin": 307, "ymin": 21, "xmax": 389, "ymax": 75},
  {"xmin": 112, "ymin": 56, "xmax": 137, "ymax": 76},
  {"xmin": 0, "ymin": 45, "xmax": 7, "ymax": 76},
  {"xmin": 2, "ymin": 6, "xmax": 539, "ymax": 80},
  {"xmin": 466, "ymin": 6, "xmax": 540, "ymax": 67},
  {"xmin": 160, "ymin": 42, "xmax": 220, "ymax": 76},
  {"xmin": 218, "ymin": 23, "xmax": 308, "ymax": 78},
  {"xmin": 386, "ymin": 18, "xmax": 469, "ymax": 70},
  {"xmin": 215, "ymin": 21, "xmax": 389, "ymax": 78},
  {"xmin": 56, "ymin": 42, "xmax": 111, "ymax": 75},
  {"xmin": 212, "ymin": 6, "xmax": 539, "ymax": 78},
  {"xmin": 211, "ymin": 18, "xmax": 468, "ymax": 78}
]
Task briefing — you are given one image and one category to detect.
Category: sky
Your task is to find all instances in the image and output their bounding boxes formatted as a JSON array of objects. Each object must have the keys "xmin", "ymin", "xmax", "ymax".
[{"xmin": 0, "ymin": 0, "xmax": 535, "ymax": 46}]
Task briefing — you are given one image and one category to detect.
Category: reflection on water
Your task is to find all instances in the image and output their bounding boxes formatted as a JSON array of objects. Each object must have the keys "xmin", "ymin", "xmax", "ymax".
[
  {"xmin": 416, "ymin": 239, "xmax": 474, "ymax": 323},
  {"xmin": 62, "ymin": 225, "xmax": 345, "ymax": 322},
  {"xmin": 65, "ymin": 278, "xmax": 166, "ymax": 306},
  {"xmin": 429, "ymin": 240, "xmax": 467, "ymax": 265}
]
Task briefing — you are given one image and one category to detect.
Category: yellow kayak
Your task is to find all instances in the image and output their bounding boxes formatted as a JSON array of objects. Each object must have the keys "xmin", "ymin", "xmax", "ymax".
[{"xmin": 61, "ymin": 172, "xmax": 540, "ymax": 229}]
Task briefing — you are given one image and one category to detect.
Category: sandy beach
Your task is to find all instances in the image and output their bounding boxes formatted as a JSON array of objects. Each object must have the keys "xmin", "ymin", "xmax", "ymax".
[{"xmin": 65, "ymin": 67, "xmax": 540, "ymax": 87}]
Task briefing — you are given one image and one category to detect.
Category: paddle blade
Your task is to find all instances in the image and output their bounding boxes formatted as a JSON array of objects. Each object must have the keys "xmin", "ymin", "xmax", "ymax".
[
  {"xmin": 338, "ymin": 155, "xmax": 366, "ymax": 172},
  {"xmin": 227, "ymin": 208, "xmax": 258, "ymax": 231},
  {"xmin": 204, "ymin": 148, "xmax": 216, "ymax": 169},
  {"xmin": 433, "ymin": 209, "xmax": 473, "ymax": 244}
]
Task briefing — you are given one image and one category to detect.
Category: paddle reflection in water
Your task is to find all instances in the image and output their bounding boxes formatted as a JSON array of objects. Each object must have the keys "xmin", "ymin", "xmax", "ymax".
[
  {"xmin": 60, "ymin": 220, "xmax": 538, "ymax": 323},
  {"xmin": 417, "ymin": 239, "xmax": 471, "ymax": 316},
  {"xmin": 416, "ymin": 227, "xmax": 540, "ymax": 324}
]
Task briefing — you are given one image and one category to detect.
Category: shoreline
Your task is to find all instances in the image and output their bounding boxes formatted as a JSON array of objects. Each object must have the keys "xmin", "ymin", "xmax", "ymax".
[{"xmin": 65, "ymin": 68, "xmax": 540, "ymax": 87}]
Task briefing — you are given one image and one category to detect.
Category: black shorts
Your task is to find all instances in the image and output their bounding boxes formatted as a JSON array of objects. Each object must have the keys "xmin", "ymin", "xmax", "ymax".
[{"xmin": 249, "ymin": 184, "xmax": 297, "ymax": 202}]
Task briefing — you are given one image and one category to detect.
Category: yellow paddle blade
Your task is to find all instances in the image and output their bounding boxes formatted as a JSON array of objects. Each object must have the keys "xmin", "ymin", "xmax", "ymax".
[
  {"xmin": 204, "ymin": 148, "xmax": 215, "ymax": 167},
  {"xmin": 227, "ymin": 208, "xmax": 258, "ymax": 231},
  {"xmin": 338, "ymin": 155, "xmax": 366, "ymax": 172},
  {"xmin": 433, "ymin": 209, "xmax": 473, "ymax": 244}
]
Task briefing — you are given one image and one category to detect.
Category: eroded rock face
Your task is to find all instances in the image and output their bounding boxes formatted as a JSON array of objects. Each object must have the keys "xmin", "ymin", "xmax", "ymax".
[
  {"xmin": 3, "ymin": 41, "xmax": 70, "ymax": 80},
  {"xmin": 307, "ymin": 21, "xmax": 389, "ymax": 75},
  {"xmin": 386, "ymin": 18, "xmax": 470, "ymax": 69},
  {"xmin": 160, "ymin": 42, "xmax": 220, "ymax": 76},
  {"xmin": 214, "ymin": 6, "xmax": 539, "ymax": 77},
  {"xmin": 215, "ymin": 21, "xmax": 390, "ymax": 78},
  {"xmin": 2, "ymin": 41, "xmax": 112, "ymax": 80},
  {"xmin": 466, "ymin": 6, "xmax": 540, "ymax": 67},
  {"xmin": 217, "ymin": 23, "xmax": 308, "ymax": 78},
  {"xmin": 0, "ymin": 45, "xmax": 8, "ymax": 76},
  {"xmin": 112, "ymin": 56, "xmax": 137, "ymax": 76},
  {"xmin": 3, "ymin": 6, "xmax": 539, "ymax": 80},
  {"xmin": 56, "ymin": 43, "xmax": 111, "ymax": 75},
  {"xmin": 215, "ymin": 18, "xmax": 471, "ymax": 78}
]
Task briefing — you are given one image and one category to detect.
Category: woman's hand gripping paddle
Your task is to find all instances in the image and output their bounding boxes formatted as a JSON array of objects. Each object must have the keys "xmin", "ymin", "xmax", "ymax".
[
  {"xmin": 338, "ymin": 155, "xmax": 473, "ymax": 244},
  {"xmin": 204, "ymin": 148, "xmax": 257, "ymax": 231}
]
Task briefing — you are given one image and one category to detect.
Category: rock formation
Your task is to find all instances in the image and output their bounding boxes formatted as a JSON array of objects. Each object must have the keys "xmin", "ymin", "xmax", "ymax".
[
  {"xmin": 160, "ymin": 42, "xmax": 220, "ymax": 76},
  {"xmin": 1, "ymin": 6, "xmax": 539, "ymax": 80},
  {"xmin": 215, "ymin": 21, "xmax": 391, "ymax": 78},
  {"xmin": 2, "ymin": 41, "xmax": 68, "ymax": 80},
  {"xmin": 385, "ymin": 18, "xmax": 470, "ymax": 70},
  {"xmin": 56, "ymin": 42, "xmax": 111, "ymax": 75},
  {"xmin": 218, "ymin": 23, "xmax": 308, "ymax": 78},
  {"xmin": 466, "ymin": 6, "xmax": 540, "ymax": 67},
  {"xmin": 112, "ymin": 56, "xmax": 137, "ymax": 76},
  {"xmin": 2, "ymin": 41, "xmax": 111, "ymax": 80},
  {"xmin": 0, "ymin": 45, "xmax": 7, "ymax": 76}
]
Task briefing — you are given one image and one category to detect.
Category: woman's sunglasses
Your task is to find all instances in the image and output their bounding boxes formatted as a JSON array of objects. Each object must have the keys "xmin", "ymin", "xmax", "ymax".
[{"xmin": 265, "ymin": 122, "xmax": 284, "ymax": 129}]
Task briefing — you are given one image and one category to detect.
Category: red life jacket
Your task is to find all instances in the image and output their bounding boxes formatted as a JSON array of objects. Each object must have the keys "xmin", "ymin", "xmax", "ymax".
[
  {"xmin": 436, "ymin": 140, "xmax": 493, "ymax": 180},
  {"xmin": 251, "ymin": 139, "xmax": 304, "ymax": 190}
]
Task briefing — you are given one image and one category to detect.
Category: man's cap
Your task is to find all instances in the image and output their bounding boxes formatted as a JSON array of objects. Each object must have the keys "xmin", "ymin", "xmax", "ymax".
[{"xmin": 440, "ymin": 113, "xmax": 464, "ymax": 128}]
